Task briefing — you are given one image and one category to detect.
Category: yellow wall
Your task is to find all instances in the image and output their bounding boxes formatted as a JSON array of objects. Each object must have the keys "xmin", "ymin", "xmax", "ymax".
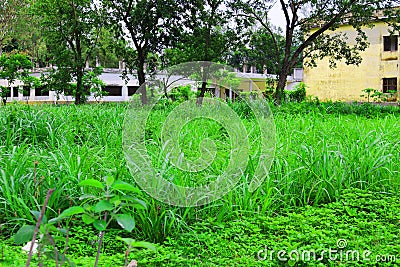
[
  {"xmin": 303, "ymin": 22, "xmax": 399, "ymax": 101},
  {"xmin": 238, "ymin": 79, "xmax": 267, "ymax": 92}
]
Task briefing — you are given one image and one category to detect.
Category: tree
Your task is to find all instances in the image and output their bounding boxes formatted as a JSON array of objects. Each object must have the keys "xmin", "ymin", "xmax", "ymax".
[
  {"xmin": 232, "ymin": 0, "xmax": 400, "ymax": 104},
  {"xmin": 0, "ymin": 53, "xmax": 32, "ymax": 105},
  {"xmin": 104, "ymin": 0, "xmax": 183, "ymax": 104},
  {"xmin": 163, "ymin": 0, "xmax": 245, "ymax": 105},
  {"xmin": 0, "ymin": 0, "xmax": 27, "ymax": 56},
  {"xmin": 34, "ymin": 0, "xmax": 105, "ymax": 104},
  {"xmin": 227, "ymin": 27, "xmax": 288, "ymax": 75},
  {"xmin": 12, "ymin": 1, "xmax": 48, "ymax": 68},
  {"xmin": 91, "ymin": 29, "xmax": 120, "ymax": 69}
]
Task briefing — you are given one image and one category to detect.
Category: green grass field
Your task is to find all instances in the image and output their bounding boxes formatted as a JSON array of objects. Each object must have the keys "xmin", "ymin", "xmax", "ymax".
[{"xmin": 0, "ymin": 101, "xmax": 399, "ymax": 266}]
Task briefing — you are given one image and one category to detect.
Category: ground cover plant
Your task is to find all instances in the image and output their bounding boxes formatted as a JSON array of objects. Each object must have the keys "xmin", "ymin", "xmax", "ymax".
[{"xmin": 0, "ymin": 101, "xmax": 399, "ymax": 266}]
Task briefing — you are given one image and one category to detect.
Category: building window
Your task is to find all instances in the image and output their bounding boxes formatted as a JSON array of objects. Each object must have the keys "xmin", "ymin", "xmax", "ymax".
[
  {"xmin": 383, "ymin": 78, "xmax": 397, "ymax": 93},
  {"xmin": 128, "ymin": 86, "xmax": 139, "ymax": 96},
  {"xmin": 35, "ymin": 86, "xmax": 49, "ymax": 96},
  {"xmin": 104, "ymin": 86, "xmax": 122, "ymax": 96},
  {"xmin": 224, "ymin": 88, "xmax": 239, "ymax": 101},
  {"xmin": 13, "ymin": 87, "xmax": 19, "ymax": 98},
  {"xmin": 23, "ymin": 86, "xmax": 30, "ymax": 97},
  {"xmin": 383, "ymin": 36, "xmax": 398, "ymax": 52},
  {"xmin": 5, "ymin": 87, "xmax": 11, "ymax": 97}
]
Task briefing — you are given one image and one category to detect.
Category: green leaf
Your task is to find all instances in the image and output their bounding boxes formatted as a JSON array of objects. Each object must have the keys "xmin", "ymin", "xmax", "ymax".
[
  {"xmin": 117, "ymin": 237, "xmax": 135, "ymax": 245},
  {"xmin": 114, "ymin": 214, "xmax": 135, "ymax": 232},
  {"xmin": 82, "ymin": 214, "xmax": 96, "ymax": 225},
  {"xmin": 131, "ymin": 198, "xmax": 147, "ymax": 209},
  {"xmin": 130, "ymin": 241, "xmax": 156, "ymax": 252},
  {"xmin": 78, "ymin": 179, "xmax": 104, "ymax": 189},
  {"xmin": 58, "ymin": 206, "xmax": 85, "ymax": 219},
  {"xmin": 117, "ymin": 237, "xmax": 156, "ymax": 252},
  {"xmin": 120, "ymin": 196, "xmax": 147, "ymax": 209},
  {"xmin": 111, "ymin": 181, "xmax": 140, "ymax": 193},
  {"xmin": 93, "ymin": 200, "xmax": 114, "ymax": 213},
  {"xmin": 57, "ymin": 228, "xmax": 68, "ymax": 235},
  {"xmin": 78, "ymin": 194, "xmax": 97, "ymax": 200},
  {"xmin": 110, "ymin": 196, "xmax": 121, "ymax": 206},
  {"xmin": 14, "ymin": 225, "xmax": 35, "ymax": 245},
  {"xmin": 30, "ymin": 210, "xmax": 47, "ymax": 224},
  {"xmin": 93, "ymin": 220, "xmax": 106, "ymax": 231},
  {"xmin": 105, "ymin": 176, "xmax": 115, "ymax": 187},
  {"xmin": 46, "ymin": 224, "xmax": 59, "ymax": 234},
  {"xmin": 48, "ymin": 218, "xmax": 61, "ymax": 225}
]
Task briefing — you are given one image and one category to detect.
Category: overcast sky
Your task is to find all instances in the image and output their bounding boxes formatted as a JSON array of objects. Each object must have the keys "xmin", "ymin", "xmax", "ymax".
[{"xmin": 269, "ymin": 3, "xmax": 286, "ymax": 29}]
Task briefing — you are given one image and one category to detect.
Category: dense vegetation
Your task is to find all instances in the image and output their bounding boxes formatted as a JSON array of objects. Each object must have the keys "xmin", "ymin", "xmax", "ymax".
[
  {"xmin": 0, "ymin": 101, "xmax": 399, "ymax": 266},
  {"xmin": 3, "ymin": 1, "xmax": 400, "ymax": 104}
]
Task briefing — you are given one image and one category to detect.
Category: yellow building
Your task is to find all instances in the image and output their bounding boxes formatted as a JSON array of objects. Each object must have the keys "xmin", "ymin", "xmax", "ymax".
[
  {"xmin": 234, "ymin": 70, "xmax": 303, "ymax": 98},
  {"xmin": 303, "ymin": 21, "xmax": 399, "ymax": 102}
]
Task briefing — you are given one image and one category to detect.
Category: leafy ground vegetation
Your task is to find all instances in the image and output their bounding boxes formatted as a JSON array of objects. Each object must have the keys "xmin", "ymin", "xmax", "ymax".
[{"xmin": 0, "ymin": 101, "xmax": 399, "ymax": 266}]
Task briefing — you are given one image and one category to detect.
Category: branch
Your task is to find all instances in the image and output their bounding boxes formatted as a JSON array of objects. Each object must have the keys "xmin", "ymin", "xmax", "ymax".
[
  {"xmin": 279, "ymin": 0, "xmax": 290, "ymax": 29},
  {"xmin": 236, "ymin": 12, "xmax": 280, "ymax": 65},
  {"xmin": 288, "ymin": 0, "xmax": 359, "ymax": 70},
  {"xmin": 85, "ymin": 5, "xmax": 103, "ymax": 65}
]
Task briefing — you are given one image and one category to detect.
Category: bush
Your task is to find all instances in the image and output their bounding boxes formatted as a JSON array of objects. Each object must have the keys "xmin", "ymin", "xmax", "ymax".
[
  {"xmin": 168, "ymin": 85, "xmax": 195, "ymax": 102},
  {"xmin": 285, "ymin": 82, "xmax": 307, "ymax": 102}
]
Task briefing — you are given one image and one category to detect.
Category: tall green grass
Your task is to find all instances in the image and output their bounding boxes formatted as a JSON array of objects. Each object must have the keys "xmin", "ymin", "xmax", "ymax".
[{"xmin": 0, "ymin": 102, "xmax": 399, "ymax": 243}]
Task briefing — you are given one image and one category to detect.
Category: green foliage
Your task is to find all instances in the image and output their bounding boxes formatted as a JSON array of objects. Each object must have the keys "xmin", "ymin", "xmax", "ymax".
[
  {"xmin": 0, "ymin": 0, "xmax": 27, "ymax": 54},
  {"xmin": 361, "ymin": 88, "xmax": 374, "ymax": 103},
  {"xmin": 4, "ymin": 189, "xmax": 398, "ymax": 266},
  {"xmin": 0, "ymin": 53, "xmax": 32, "ymax": 104},
  {"xmin": 130, "ymin": 189, "xmax": 400, "ymax": 266},
  {"xmin": 13, "ymin": 208, "xmax": 76, "ymax": 266},
  {"xmin": 104, "ymin": 0, "xmax": 183, "ymax": 104},
  {"xmin": 83, "ymin": 67, "xmax": 107, "ymax": 102},
  {"xmin": 13, "ymin": 225, "xmax": 35, "ymax": 245},
  {"xmin": 167, "ymin": 85, "xmax": 195, "ymax": 102},
  {"xmin": 285, "ymin": 82, "xmax": 307, "ymax": 103},
  {"xmin": 74, "ymin": 175, "xmax": 153, "ymax": 266},
  {"xmin": 0, "ymin": 102, "xmax": 398, "ymax": 266},
  {"xmin": 360, "ymin": 88, "xmax": 398, "ymax": 103},
  {"xmin": 162, "ymin": 1, "xmax": 245, "ymax": 68},
  {"xmin": 34, "ymin": 0, "xmax": 105, "ymax": 104},
  {"xmin": 228, "ymin": 27, "xmax": 287, "ymax": 74},
  {"xmin": 231, "ymin": 0, "xmax": 400, "ymax": 103}
]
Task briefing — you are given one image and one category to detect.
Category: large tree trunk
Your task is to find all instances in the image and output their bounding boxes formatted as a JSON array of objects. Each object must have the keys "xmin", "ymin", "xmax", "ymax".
[
  {"xmin": 275, "ymin": 67, "xmax": 289, "ymax": 105},
  {"xmin": 74, "ymin": 35, "xmax": 84, "ymax": 105},
  {"xmin": 75, "ymin": 68, "xmax": 84, "ymax": 105},
  {"xmin": 196, "ymin": 26, "xmax": 212, "ymax": 106},
  {"xmin": 196, "ymin": 61, "xmax": 211, "ymax": 106},
  {"xmin": 197, "ymin": 81, "xmax": 208, "ymax": 106},
  {"xmin": 274, "ymin": 15, "xmax": 296, "ymax": 105}
]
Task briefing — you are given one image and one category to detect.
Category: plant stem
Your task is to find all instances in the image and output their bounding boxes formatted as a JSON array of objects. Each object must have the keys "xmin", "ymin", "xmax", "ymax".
[
  {"xmin": 26, "ymin": 188, "xmax": 55, "ymax": 267},
  {"xmin": 60, "ymin": 228, "xmax": 70, "ymax": 266},
  {"xmin": 94, "ymin": 211, "xmax": 107, "ymax": 267},
  {"xmin": 46, "ymin": 232, "xmax": 59, "ymax": 267}
]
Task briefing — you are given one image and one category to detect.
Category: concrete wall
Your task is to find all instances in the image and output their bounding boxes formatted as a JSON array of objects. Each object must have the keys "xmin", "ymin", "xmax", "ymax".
[
  {"xmin": 1, "ymin": 69, "xmax": 303, "ymax": 103},
  {"xmin": 304, "ymin": 22, "xmax": 399, "ymax": 101}
]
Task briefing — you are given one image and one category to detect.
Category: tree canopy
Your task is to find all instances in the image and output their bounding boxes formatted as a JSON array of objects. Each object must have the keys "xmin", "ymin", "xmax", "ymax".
[
  {"xmin": 0, "ymin": 53, "xmax": 32, "ymax": 105},
  {"xmin": 34, "ymin": 0, "xmax": 105, "ymax": 104},
  {"xmin": 104, "ymin": 0, "xmax": 183, "ymax": 104},
  {"xmin": 231, "ymin": 0, "xmax": 400, "ymax": 103},
  {"xmin": 2, "ymin": 0, "xmax": 400, "ymax": 104}
]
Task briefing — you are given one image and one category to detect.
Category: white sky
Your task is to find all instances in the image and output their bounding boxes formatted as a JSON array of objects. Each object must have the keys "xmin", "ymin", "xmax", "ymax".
[{"xmin": 269, "ymin": 3, "xmax": 286, "ymax": 29}]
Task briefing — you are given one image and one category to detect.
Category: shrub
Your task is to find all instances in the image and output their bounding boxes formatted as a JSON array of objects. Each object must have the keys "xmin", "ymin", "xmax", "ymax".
[{"xmin": 285, "ymin": 82, "xmax": 307, "ymax": 102}]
